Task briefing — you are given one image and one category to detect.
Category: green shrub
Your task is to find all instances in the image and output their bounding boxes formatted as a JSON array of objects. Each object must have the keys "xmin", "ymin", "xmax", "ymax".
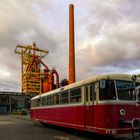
[{"xmin": 21, "ymin": 110, "xmax": 27, "ymax": 115}]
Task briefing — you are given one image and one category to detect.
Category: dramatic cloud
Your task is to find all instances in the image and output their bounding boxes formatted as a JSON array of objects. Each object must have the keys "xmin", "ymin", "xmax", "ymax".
[
  {"xmin": 0, "ymin": 0, "xmax": 140, "ymax": 91},
  {"xmin": 0, "ymin": 0, "xmax": 63, "ymax": 91},
  {"xmin": 75, "ymin": 0, "xmax": 140, "ymax": 79}
]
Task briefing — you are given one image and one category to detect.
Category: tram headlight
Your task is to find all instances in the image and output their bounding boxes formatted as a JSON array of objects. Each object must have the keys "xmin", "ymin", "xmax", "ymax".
[
  {"xmin": 120, "ymin": 109, "xmax": 126, "ymax": 116},
  {"xmin": 132, "ymin": 118, "xmax": 140, "ymax": 129}
]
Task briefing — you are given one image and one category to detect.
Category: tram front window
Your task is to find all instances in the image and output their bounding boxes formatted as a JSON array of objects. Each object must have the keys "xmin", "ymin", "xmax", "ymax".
[
  {"xmin": 99, "ymin": 80, "xmax": 116, "ymax": 100},
  {"xmin": 116, "ymin": 81, "xmax": 136, "ymax": 100}
]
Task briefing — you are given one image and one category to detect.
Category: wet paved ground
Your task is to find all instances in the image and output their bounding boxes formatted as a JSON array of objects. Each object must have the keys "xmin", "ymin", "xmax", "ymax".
[{"xmin": 0, "ymin": 115, "xmax": 138, "ymax": 140}]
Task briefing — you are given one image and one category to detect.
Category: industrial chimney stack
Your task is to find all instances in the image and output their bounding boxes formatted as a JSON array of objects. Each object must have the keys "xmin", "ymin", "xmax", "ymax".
[{"xmin": 69, "ymin": 4, "xmax": 75, "ymax": 84}]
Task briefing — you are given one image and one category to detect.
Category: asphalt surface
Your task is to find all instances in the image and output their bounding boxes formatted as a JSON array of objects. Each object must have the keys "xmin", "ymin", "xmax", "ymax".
[{"xmin": 0, "ymin": 115, "xmax": 138, "ymax": 140}]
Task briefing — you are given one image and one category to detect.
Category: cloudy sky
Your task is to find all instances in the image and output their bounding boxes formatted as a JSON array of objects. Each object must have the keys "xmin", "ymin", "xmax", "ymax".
[{"xmin": 0, "ymin": 0, "xmax": 140, "ymax": 92}]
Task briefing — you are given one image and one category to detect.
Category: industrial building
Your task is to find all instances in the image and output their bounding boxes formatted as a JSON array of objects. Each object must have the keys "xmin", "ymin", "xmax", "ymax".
[{"xmin": 0, "ymin": 91, "xmax": 30, "ymax": 114}]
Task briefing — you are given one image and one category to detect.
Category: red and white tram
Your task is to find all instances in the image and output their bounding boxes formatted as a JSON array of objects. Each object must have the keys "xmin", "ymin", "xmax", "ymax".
[{"xmin": 31, "ymin": 74, "xmax": 140, "ymax": 139}]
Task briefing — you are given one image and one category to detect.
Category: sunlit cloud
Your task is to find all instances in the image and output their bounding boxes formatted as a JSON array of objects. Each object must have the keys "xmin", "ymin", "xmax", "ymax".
[
  {"xmin": 0, "ymin": 0, "xmax": 140, "ymax": 91},
  {"xmin": 0, "ymin": 70, "xmax": 11, "ymax": 77}
]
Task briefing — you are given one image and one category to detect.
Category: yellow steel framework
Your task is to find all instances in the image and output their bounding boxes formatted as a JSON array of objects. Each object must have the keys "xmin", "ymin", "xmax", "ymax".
[{"xmin": 15, "ymin": 42, "xmax": 49, "ymax": 95}]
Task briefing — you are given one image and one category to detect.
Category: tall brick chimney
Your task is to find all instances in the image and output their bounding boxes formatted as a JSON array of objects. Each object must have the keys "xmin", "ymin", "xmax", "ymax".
[{"xmin": 69, "ymin": 4, "xmax": 75, "ymax": 84}]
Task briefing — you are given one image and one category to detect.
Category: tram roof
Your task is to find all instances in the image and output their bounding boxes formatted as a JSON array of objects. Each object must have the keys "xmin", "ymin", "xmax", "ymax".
[{"xmin": 31, "ymin": 73, "xmax": 140, "ymax": 100}]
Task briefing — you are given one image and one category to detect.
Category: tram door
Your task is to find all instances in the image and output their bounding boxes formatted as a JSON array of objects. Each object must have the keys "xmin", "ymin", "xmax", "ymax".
[{"xmin": 84, "ymin": 84, "xmax": 95, "ymax": 129}]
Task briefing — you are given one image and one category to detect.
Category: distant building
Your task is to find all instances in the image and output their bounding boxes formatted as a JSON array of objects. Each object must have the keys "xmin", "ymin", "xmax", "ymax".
[{"xmin": 0, "ymin": 91, "xmax": 31, "ymax": 114}]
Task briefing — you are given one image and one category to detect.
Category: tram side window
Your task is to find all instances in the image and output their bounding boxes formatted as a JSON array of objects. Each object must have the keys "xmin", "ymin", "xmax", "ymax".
[
  {"xmin": 46, "ymin": 95, "xmax": 53, "ymax": 106},
  {"xmin": 31, "ymin": 100, "xmax": 35, "ymax": 107},
  {"xmin": 41, "ymin": 97, "xmax": 46, "ymax": 106},
  {"xmin": 33, "ymin": 98, "xmax": 40, "ymax": 107},
  {"xmin": 90, "ymin": 84, "xmax": 96, "ymax": 101},
  {"xmin": 46, "ymin": 96, "xmax": 48, "ymax": 105},
  {"xmin": 60, "ymin": 91, "xmax": 69, "ymax": 104},
  {"xmin": 51, "ymin": 95, "xmax": 53, "ymax": 105},
  {"xmin": 46, "ymin": 96, "xmax": 49, "ymax": 105},
  {"xmin": 54, "ymin": 93, "xmax": 59, "ymax": 105},
  {"xmin": 99, "ymin": 80, "xmax": 116, "ymax": 100},
  {"xmin": 116, "ymin": 81, "xmax": 135, "ymax": 100},
  {"xmin": 70, "ymin": 88, "xmax": 81, "ymax": 103},
  {"xmin": 50, "ymin": 95, "xmax": 54, "ymax": 105}
]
